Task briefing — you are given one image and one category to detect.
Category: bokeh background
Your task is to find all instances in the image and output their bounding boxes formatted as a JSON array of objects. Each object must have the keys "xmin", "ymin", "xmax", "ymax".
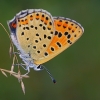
[{"xmin": 0, "ymin": 0, "xmax": 100, "ymax": 100}]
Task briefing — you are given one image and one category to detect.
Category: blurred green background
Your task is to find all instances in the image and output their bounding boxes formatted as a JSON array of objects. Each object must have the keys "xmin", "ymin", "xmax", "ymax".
[{"xmin": 0, "ymin": 0, "xmax": 100, "ymax": 100}]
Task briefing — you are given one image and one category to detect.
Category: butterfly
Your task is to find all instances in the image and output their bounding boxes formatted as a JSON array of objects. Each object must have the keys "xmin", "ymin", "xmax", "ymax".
[{"xmin": 7, "ymin": 9, "xmax": 84, "ymax": 82}]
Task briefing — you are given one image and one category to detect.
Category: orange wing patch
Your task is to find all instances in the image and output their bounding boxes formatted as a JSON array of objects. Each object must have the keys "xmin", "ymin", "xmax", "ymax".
[{"xmin": 46, "ymin": 17, "xmax": 84, "ymax": 55}]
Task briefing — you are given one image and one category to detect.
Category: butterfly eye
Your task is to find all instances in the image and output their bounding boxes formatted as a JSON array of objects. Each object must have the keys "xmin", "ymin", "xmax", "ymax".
[{"xmin": 34, "ymin": 65, "xmax": 44, "ymax": 71}]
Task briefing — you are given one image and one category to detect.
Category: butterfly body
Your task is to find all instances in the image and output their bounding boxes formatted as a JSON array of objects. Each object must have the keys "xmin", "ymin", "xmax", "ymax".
[{"xmin": 8, "ymin": 9, "xmax": 84, "ymax": 74}]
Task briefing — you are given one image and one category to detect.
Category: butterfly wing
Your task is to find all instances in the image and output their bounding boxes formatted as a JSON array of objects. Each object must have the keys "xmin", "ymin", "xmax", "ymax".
[
  {"xmin": 8, "ymin": 9, "xmax": 84, "ymax": 65},
  {"xmin": 15, "ymin": 9, "xmax": 55, "ymax": 60},
  {"xmin": 34, "ymin": 17, "xmax": 84, "ymax": 64}
]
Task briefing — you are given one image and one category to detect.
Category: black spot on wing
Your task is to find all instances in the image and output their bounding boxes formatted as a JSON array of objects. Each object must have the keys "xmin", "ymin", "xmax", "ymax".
[
  {"xmin": 21, "ymin": 32, "xmax": 24, "ymax": 35},
  {"xmin": 56, "ymin": 42, "xmax": 61, "ymax": 47},
  {"xmin": 58, "ymin": 32, "xmax": 62, "ymax": 38},
  {"xmin": 44, "ymin": 52, "xmax": 48, "ymax": 56}
]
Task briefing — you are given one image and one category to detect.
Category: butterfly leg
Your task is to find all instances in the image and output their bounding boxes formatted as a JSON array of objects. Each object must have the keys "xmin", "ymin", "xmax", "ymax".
[
  {"xmin": 24, "ymin": 66, "xmax": 30, "ymax": 75},
  {"xmin": 13, "ymin": 63, "xmax": 30, "ymax": 75},
  {"xmin": 13, "ymin": 52, "xmax": 20, "ymax": 55},
  {"xmin": 9, "ymin": 51, "xmax": 20, "ymax": 56},
  {"xmin": 13, "ymin": 63, "xmax": 27, "ymax": 70}
]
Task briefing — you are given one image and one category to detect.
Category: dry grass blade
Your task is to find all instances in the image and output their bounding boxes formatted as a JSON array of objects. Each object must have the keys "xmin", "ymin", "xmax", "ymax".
[
  {"xmin": 1, "ymin": 70, "xmax": 7, "ymax": 77},
  {"xmin": 11, "ymin": 65, "xmax": 14, "ymax": 72},
  {"xmin": 21, "ymin": 80, "xmax": 25, "ymax": 94},
  {"xmin": 20, "ymin": 75, "xmax": 29, "ymax": 78},
  {"xmin": 0, "ymin": 68, "xmax": 29, "ymax": 94},
  {"xmin": 0, "ymin": 23, "xmax": 29, "ymax": 94},
  {"xmin": 9, "ymin": 44, "xmax": 12, "ymax": 58},
  {"xmin": 0, "ymin": 68, "xmax": 29, "ymax": 79},
  {"xmin": 10, "ymin": 65, "xmax": 14, "ymax": 76},
  {"xmin": 12, "ymin": 73, "xmax": 22, "ymax": 80},
  {"xmin": 17, "ymin": 70, "xmax": 22, "ymax": 82}
]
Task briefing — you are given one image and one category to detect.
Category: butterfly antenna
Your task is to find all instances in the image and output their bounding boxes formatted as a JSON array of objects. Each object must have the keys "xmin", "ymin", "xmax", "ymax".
[{"xmin": 42, "ymin": 65, "xmax": 56, "ymax": 84}]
